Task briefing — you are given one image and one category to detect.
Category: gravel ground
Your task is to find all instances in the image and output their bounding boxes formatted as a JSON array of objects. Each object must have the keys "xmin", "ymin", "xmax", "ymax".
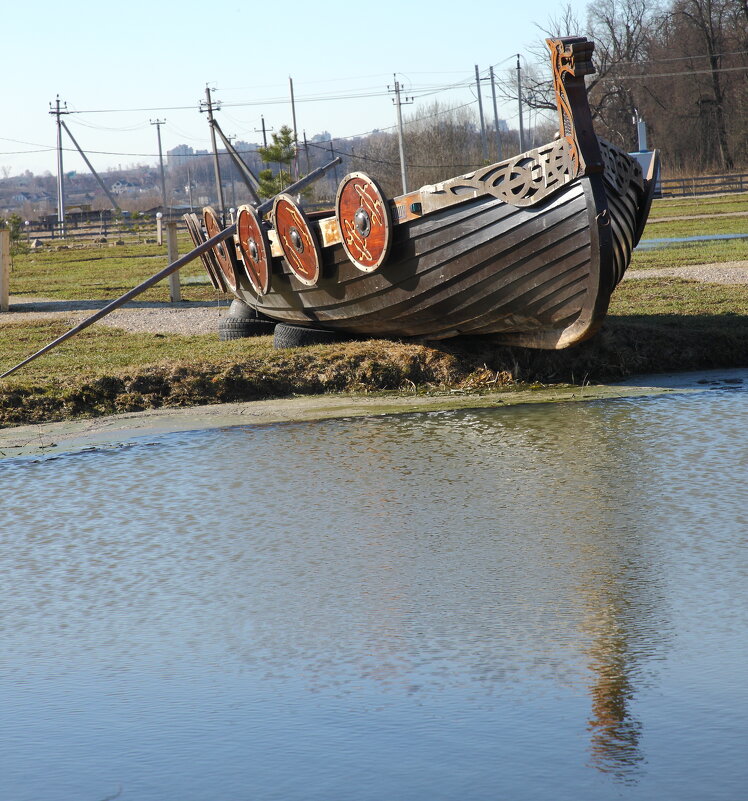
[
  {"xmin": 2, "ymin": 261, "xmax": 747, "ymax": 335},
  {"xmin": 624, "ymin": 261, "xmax": 748, "ymax": 284},
  {"xmin": 0, "ymin": 297, "xmax": 233, "ymax": 335}
]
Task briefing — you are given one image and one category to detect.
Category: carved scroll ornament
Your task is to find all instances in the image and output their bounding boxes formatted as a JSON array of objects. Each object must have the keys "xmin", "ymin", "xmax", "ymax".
[{"xmin": 423, "ymin": 137, "xmax": 576, "ymax": 209}]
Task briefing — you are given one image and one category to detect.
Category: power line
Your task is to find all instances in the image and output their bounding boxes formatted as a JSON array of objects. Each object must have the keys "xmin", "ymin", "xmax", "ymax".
[
  {"xmin": 304, "ymin": 138, "xmax": 485, "ymax": 171},
  {"xmin": 63, "ymin": 51, "xmax": 748, "ymax": 117},
  {"xmin": 69, "ymin": 118, "xmax": 151, "ymax": 132},
  {"xmin": 28, "ymin": 97, "xmax": 481, "ymax": 163},
  {"xmin": 603, "ymin": 48, "xmax": 748, "ymax": 67},
  {"xmin": 599, "ymin": 63, "xmax": 748, "ymax": 80},
  {"xmin": 66, "ymin": 77, "xmax": 490, "ymax": 116},
  {"xmin": 0, "ymin": 148, "xmax": 54, "ymax": 155}
]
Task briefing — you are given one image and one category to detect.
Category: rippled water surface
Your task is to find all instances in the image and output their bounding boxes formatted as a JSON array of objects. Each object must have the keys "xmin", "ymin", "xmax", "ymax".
[{"xmin": 2, "ymin": 381, "xmax": 747, "ymax": 800}]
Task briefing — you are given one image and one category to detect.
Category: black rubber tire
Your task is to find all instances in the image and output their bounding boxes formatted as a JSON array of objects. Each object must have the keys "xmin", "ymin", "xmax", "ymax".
[
  {"xmin": 227, "ymin": 298, "xmax": 257, "ymax": 319},
  {"xmin": 226, "ymin": 298, "xmax": 275, "ymax": 322},
  {"xmin": 218, "ymin": 316, "xmax": 276, "ymax": 340},
  {"xmin": 273, "ymin": 323, "xmax": 347, "ymax": 349}
]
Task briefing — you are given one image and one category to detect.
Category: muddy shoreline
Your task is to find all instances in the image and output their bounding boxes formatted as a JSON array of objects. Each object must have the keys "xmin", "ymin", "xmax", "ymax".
[{"xmin": 3, "ymin": 368, "xmax": 746, "ymax": 459}]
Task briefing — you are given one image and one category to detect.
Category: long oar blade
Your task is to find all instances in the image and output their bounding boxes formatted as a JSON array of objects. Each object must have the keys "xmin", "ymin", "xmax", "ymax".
[{"xmin": 1, "ymin": 224, "xmax": 236, "ymax": 380}]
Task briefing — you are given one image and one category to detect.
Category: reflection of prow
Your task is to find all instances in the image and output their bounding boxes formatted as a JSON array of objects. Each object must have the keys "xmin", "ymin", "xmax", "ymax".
[{"xmin": 586, "ymin": 624, "xmax": 643, "ymax": 778}]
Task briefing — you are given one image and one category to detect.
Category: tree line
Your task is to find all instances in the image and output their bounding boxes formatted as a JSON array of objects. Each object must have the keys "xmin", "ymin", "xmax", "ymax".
[
  {"xmin": 517, "ymin": 0, "xmax": 747, "ymax": 173},
  {"xmin": 299, "ymin": 0, "xmax": 747, "ymax": 200},
  {"xmin": 342, "ymin": 0, "xmax": 748, "ymax": 196}
]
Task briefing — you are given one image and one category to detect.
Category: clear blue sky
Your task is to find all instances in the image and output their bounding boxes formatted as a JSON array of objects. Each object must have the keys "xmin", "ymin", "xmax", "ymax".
[{"xmin": 2, "ymin": 0, "xmax": 591, "ymax": 177}]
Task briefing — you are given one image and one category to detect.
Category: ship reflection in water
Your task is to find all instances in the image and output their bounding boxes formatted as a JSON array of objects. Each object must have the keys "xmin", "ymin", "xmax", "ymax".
[{"xmin": 1, "ymin": 374, "xmax": 747, "ymax": 800}]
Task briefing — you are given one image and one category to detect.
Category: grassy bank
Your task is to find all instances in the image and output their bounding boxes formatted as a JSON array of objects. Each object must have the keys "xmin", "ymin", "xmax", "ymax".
[{"xmin": 1, "ymin": 196, "xmax": 747, "ymax": 428}]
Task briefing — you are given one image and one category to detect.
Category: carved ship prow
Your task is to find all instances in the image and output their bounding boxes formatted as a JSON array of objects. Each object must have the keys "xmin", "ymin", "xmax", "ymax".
[{"xmin": 188, "ymin": 37, "xmax": 659, "ymax": 350}]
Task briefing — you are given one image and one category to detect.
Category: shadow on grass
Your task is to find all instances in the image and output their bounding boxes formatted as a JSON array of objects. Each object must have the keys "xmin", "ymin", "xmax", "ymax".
[{"xmin": 434, "ymin": 313, "xmax": 748, "ymax": 384}]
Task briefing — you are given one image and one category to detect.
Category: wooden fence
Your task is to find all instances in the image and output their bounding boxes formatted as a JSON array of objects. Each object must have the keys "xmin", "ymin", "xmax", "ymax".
[
  {"xmin": 659, "ymin": 172, "xmax": 748, "ymax": 197},
  {"xmin": 23, "ymin": 216, "xmax": 190, "ymax": 245}
]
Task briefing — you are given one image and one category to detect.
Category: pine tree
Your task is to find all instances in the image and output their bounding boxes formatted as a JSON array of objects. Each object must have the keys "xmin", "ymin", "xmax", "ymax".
[{"xmin": 257, "ymin": 125, "xmax": 296, "ymax": 198}]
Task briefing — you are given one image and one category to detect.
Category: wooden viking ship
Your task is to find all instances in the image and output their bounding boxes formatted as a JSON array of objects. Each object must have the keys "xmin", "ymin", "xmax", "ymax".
[
  {"xmin": 0, "ymin": 35, "xmax": 659, "ymax": 382},
  {"xmin": 186, "ymin": 36, "xmax": 658, "ymax": 349}
]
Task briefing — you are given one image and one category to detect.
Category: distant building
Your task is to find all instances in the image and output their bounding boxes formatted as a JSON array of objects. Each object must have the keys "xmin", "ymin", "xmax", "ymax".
[
  {"xmin": 110, "ymin": 179, "xmax": 155, "ymax": 195},
  {"xmin": 10, "ymin": 191, "xmax": 53, "ymax": 205},
  {"xmin": 167, "ymin": 144, "xmax": 194, "ymax": 168},
  {"xmin": 167, "ymin": 145, "xmax": 210, "ymax": 168}
]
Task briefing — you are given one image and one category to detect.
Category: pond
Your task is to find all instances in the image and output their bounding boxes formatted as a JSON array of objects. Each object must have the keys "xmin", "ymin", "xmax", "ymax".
[
  {"xmin": 636, "ymin": 232, "xmax": 748, "ymax": 249},
  {"xmin": 1, "ymin": 375, "xmax": 747, "ymax": 800}
]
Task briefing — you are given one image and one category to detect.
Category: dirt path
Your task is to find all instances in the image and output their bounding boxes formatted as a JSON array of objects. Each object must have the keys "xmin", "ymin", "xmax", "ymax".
[
  {"xmin": 0, "ymin": 296, "xmax": 231, "ymax": 334},
  {"xmin": 624, "ymin": 261, "xmax": 748, "ymax": 284}
]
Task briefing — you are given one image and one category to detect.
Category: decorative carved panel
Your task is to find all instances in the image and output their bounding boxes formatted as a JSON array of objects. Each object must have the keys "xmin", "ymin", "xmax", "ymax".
[
  {"xmin": 598, "ymin": 138, "xmax": 644, "ymax": 197},
  {"xmin": 425, "ymin": 138, "xmax": 576, "ymax": 209}
]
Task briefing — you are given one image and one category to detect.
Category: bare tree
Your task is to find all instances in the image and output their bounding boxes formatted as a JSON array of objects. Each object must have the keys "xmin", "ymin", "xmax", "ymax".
[
  {"xmin": 493, "ymin": 0, "xmax": 747, "ymax": 172},
  {"xmin": 350, "ymin": 102, "xmax": 487, "ymax": 196},
  {"xmin": 494, "ymin": 2, "xmax": 661, "ymax": 150},
  {"xmin": 672, "ymin": 0, "xmax": 735, "ymax": 168},
  {"xmin": 586, "ymin": 0, "xmax": 659, "ymax": 148}
]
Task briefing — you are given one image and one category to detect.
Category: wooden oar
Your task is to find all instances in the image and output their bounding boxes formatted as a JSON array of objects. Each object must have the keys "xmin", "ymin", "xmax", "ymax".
[{"xmin": 1, "ymin": 157, "xmax": 341, "ymax": 380}]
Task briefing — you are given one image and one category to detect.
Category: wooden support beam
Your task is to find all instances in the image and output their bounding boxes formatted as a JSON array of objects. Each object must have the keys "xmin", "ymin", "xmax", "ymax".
[
  {"xmin": 0, "ymin": 230, "xmax": 10, "ymax": 312},
  {"xmin": 166, "ymin": 221, "xmax": 181, "ymax": 302}
]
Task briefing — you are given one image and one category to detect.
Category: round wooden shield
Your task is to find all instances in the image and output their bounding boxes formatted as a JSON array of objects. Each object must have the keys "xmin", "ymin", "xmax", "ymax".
[
  {"xmin": 272, "ymin": 194, "xmax": 321, "ymax": 286},
  {"xmin": 183, "ymin": 212, "xmax": 225, "ymax": 292},
  {"xmin": 335, "ymin": 172, "xmax": 392, "ymax": 272},
  {"xmin": 236, "ymin": 205, "xmax": 271, "ymax": 295},
  {"xmin": 203, "ymin": 206, "xmax": 238, "ymax": 292}
]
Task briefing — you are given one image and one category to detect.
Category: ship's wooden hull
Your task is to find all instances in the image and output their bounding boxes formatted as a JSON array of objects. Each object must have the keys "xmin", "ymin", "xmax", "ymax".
[
  {"xmin": 238, "ymin": 177, "xmax": 606, "ymax": 346},
  {"xmin": 190, "ymin": 37, "xmax": 658, "ymax": 350},
  {"xmin": 221, "ymin": 156, "xmax": 654, "ymax": 348}
]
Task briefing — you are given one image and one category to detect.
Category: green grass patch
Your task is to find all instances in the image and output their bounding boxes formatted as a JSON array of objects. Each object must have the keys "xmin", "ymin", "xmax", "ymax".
[
  {"xmin": 0, "ymin": 321, "xmax": 272, "ymax": 387},
  {"xmin": 641, "ymin": 215, "xmax": 748, "ymax": 238},
  {"xmin": 2, "ymin": 225, "xmax": 748, "ymax": 430},
  {"xmin": 631, "ymin": 238, "xmax": 748, "ymax": 269},
  {"xmin": 9, "ymin": 238, "xmax": 221, "ymax": 303},
  {"xmin": 648, "ymin": 192, "xmax": 748, "ymax": 219},
  {"xmin": 610, "ymin": 277, "xmax": 748, "ymax": 318}
]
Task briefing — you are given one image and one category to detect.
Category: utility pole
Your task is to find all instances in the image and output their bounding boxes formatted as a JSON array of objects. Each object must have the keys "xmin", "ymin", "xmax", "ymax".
[
  {"xmin": 255, "ymin": 115, "xmax": 272, "ymax": 149},
  {"xmin": 516, "ymin": 54, "xmax": 526, "ymax": 153},
  {"xmin": 328, "ymin": 140, "xmax": 339, "ymax": 189},
  {"xmin": 475, "ymin": 65, "xmax": 488, "ymax": 163},
  {"xmin": 489, "ymin": 66, "xmax": 502, "ymax": 162},
  {"xmin": 0, "ymin": 228, "xmax": 9, "ymax": 313},
  {"xmin": 289, "ymin": 77, "xmax": 299, "ymax": 180},
  {"xmin": 633, "ymin": 109, "xmax": 648, "ymax": 151},
  {"xmin": 227, "ymin": 134, "xmax": 237, "ymax": 208},
  {"xmin": 200, "ymin": 85, "xmax": 226, "ymax": 221},
  {"xmin": 389, "ymin": 75, "xmax": 413, "ymax": 194},
  {"xmin": 303, "ymin": 130, "xmax": 311, "ymax": 174},
  {"xmin": 151, "ymin": 119, "xmax": 168, "ymax": 213},
  {"xmin": 49, "ymin": 95, "xmax": 68, "ymax": 237},
  {"xmin": 209, "ymin": 123, "xmax": 261, "ymax": 204}
]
